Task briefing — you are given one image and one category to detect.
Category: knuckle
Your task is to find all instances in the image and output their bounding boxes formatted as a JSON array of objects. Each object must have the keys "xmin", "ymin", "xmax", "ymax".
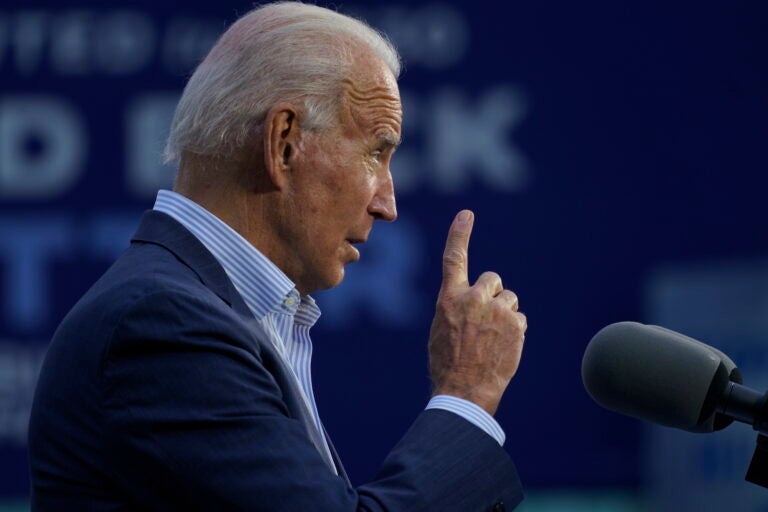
[
  {"xmin": 516, "ymin": 312, "xmax": 527, "ymax": 330},
  {"xmin": 500, "ymin": 290, "xmax": 518, "ymax": 303},
  {"xmin": 479, "ymin": 271, "xmax": 502, "ymax": 285},
  {"xmin": 437, "ymin": 288, "xmax": 460, "ymax": 306},
  {"xmin": 489, "ymin": 300, "xmax": 509, "ymax": 322},
  {"xmin": 443, "ymin": 248, "xmax": 466, "ymax": 267},
  {"xmin": 435, "ymin": 298, "xmax": 452, "ymax": 315},
  {"xmin": 490, "ymin": 298, "xmax": 508, "ymax": 313},
  {"xmin": 467, "ymin": 287, "xmax": 485, "ymax": 303}
]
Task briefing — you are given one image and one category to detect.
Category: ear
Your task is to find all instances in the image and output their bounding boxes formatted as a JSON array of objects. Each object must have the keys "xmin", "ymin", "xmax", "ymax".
[{"xmin": 263, "ymin": 102, "xmax": 301, "ymax": 189}]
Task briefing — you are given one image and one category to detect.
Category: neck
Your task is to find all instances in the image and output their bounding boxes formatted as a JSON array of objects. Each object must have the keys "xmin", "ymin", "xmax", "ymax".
[{"xmin": 173, "ymin": 155, "xmax": 300, "ymax": 291}]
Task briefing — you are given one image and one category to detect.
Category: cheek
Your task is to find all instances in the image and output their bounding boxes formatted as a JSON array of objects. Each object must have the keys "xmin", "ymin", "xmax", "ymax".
[{"xmin": 323, "ymin": 172, "xmax": 373, "ymax": 212}]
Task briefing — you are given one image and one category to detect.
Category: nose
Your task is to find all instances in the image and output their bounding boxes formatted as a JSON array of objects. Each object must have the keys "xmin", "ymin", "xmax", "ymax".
[{"xmin": 368, "ymin": 170, "xmax": 397, "ymax": 222}]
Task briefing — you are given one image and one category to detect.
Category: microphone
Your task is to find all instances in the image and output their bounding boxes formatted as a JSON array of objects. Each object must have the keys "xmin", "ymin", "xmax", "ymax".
[
  {"xmin": 581, "ymin": 321, "xmax": 767, "ymax": 433},
  {"xmin": 582, "ymin": 321, "xmax": 768, "ymax": 487}
]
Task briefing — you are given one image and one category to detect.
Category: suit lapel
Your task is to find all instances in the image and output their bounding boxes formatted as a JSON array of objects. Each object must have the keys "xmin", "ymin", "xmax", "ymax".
[
  {"xmin": 130, "ymin": 210, "xmax": 339, "ymax": 474},
  {"xmin": 322, "ymin": 423, "xmax": 351, "ymax": 487},
  {"xmin": 241, "ymin": 315, "xmax": 339, "ymax": 475}
]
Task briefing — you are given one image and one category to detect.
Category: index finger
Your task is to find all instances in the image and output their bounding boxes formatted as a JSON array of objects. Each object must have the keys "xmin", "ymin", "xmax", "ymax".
[{"xmin": 441, "ymin": 210, "xmax": 474, "ymax": 291}]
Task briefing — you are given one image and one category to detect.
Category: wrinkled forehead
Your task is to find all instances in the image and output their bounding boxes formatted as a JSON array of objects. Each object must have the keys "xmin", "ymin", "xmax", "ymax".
[{"xmin": 340, "ymin": 62, "xmax": 402, "ymax": 142}]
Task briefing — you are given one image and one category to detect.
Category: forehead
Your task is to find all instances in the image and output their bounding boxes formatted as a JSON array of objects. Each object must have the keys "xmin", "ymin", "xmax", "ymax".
[{"xmin": 339, "ymin": 59, "xmax": 402, "ymax": 140}]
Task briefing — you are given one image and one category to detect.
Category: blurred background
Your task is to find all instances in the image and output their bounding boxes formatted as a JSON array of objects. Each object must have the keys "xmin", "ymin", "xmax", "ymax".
[{"xmin": 1, "ymin": 0, "xmax": 768, "ymax": 510}]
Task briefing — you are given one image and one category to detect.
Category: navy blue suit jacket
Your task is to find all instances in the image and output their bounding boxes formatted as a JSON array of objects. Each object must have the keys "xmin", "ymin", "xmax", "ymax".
[{"xmin": 28, "ymin": 210, "xmax": 524, "ymax": 511}]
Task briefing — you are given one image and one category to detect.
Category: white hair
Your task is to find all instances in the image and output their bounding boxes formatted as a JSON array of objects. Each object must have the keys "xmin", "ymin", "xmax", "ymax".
[{"xmin": 163, "ymin": 1, "xmax": 401, "ymax": 165}]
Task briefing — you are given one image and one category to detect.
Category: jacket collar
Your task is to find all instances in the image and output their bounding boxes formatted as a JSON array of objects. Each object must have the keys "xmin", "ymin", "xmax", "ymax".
[{"xmin": 130, "ymin": 210, "xmax": 252, "ymax": 318}]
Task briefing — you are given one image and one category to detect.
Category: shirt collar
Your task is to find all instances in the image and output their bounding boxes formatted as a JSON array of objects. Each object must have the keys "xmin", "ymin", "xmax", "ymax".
[{"xmin": 153, "ymin": 189, "xmax": 320, "ymax": 326}]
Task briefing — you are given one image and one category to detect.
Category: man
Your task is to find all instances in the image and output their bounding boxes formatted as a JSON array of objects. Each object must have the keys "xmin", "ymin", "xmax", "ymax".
[{"xmin": 28, "ymin": 2, "xmax": 527, "ymax": 510}]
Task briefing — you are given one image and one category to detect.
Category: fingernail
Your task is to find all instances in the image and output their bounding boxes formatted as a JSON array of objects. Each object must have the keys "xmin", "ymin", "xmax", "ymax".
[{"xmin": 457, "ymin": 210, "xmax": 472, "ymax": 225}]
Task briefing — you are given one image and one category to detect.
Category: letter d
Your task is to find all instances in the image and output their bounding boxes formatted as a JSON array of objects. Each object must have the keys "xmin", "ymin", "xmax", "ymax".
[{"xmin": 0, "ymin": 96, "xmax": 86, "ymax": 199}]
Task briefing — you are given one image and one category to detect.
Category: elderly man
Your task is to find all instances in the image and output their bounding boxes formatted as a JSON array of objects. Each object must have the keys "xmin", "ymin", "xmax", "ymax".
[{"xmin": 28, "ymin": 2, "xmax": 527, "ymax": 511}]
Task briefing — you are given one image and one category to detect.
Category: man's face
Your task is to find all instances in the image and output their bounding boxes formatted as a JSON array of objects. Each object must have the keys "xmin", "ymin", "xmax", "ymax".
[{"xmin": 281, "ymin": 57, "xmax": 402, "ymax": 295}]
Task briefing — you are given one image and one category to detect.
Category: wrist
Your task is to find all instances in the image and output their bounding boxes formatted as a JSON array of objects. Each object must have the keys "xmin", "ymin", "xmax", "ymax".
[{"xmin": 431, "ymin": 385, "xmax": 500, "ymax": 416}]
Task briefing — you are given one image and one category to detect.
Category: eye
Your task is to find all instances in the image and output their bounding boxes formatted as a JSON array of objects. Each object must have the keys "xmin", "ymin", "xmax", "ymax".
[{"xmin": 371, "ymin": 145, "xmax": 393, "ymax": 161}]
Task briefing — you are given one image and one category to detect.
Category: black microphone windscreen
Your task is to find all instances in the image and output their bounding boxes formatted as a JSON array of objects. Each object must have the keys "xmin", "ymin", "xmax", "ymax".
[{"xmin": 582, "ymin": 321, "xmax": 732, "ymax": 432}]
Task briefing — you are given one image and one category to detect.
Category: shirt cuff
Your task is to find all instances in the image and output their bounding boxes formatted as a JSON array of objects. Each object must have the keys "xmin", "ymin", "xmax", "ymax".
[{"xmin": 425, "ymin": 395, "xmax": 506, "ymax": 446}]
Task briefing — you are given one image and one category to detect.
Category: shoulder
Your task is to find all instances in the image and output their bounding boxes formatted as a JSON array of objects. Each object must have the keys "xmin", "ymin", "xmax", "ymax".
[
  {"xmin": 73, "ymin": 241, "xmax": 228, "ymax": 322},
  {"xmin": 92, "ymin": 241, "xmax": 218, "ymax": 310},
  {"xmin": 50, "ymin": 240, "xmax": 257, "ymax": 371}
]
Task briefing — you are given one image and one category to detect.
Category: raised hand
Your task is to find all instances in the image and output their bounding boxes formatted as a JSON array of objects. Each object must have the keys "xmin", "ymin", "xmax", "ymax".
[{"xmin": 428, "ymin": 210, "xmax": 527, "ymax": 416}]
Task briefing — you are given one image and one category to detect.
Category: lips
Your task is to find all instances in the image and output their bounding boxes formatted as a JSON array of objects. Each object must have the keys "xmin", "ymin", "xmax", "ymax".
[{"xmin": 344, "ymin": 236, "xmax": 367, "ymax": 261}]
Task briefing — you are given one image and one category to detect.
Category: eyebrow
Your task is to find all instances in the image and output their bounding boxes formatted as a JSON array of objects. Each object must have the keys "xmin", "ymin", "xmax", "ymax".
[{"xmin": 377, "ymin": 132, "xmax": 402, "ymax": 149}]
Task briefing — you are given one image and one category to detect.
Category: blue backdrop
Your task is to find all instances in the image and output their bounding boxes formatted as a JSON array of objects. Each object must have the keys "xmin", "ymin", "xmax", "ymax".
[{"xmin": 2, "ymin": 0, "xmax": 768, "ymax": 510}]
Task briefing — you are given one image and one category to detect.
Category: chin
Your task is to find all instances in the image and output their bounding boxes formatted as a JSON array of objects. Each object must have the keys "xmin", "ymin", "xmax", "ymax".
[
  {"xmin": 328, "ymin": 267, "xmax": 346, "ymax": 289},
  {"xmin": 310, "ymin": 267, "xmax": 346, "ymax": 293}
]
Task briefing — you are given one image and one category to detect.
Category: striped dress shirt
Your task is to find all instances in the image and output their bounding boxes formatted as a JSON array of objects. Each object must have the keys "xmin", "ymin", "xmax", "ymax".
[{"xmin": 153, "ymin": 190, "xmax": 505, "ymax": 471}]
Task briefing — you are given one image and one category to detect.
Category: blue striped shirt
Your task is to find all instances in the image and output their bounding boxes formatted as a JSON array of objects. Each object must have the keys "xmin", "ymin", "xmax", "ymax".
[{"xmin": 153, "ymin": 190, "xmax": 505, "ymax": 466}]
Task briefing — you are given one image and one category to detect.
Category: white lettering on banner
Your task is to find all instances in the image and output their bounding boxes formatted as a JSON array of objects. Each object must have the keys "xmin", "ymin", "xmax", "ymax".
[
  {"xmin": 122, "ymin": 86, "xmax": 531, "ymax": 200},
  {"xmin": 0, "ymin": 218, "xmax": 74, "ymax": 332},
  {"xmin": 162, "ymin": 18, "xmax": 223, "ymax": 74},
  {"xmin": 0, "ymin": 214, "xmax": 140, "ymax": 332},
  {"xmin": 430, "ymin": 87, "xmax": 529, "ymax": 193},
  {"xmin": 50, "ymin": 10, "xmax": 92, "ymax": 74},
  {"xmin": 0, "ymin": 96, "xmax": 86, "ymax": 199},
  {"xmin": 349, "ymin": 4, "xmax": 469, "ymax": 69},
  {"xmin": 87, "ymin": 214, "xmax": 144, "ymax": 260},
  {"xmin": 0, "ymin": 342, "xmax": 45, "ymax": 445},
  {"xmin": 410, "ymin": 4, "xmax": 469, "ymax": 69},
  {"xmin": 95, "ymin": 11, "xmax": 155, "ymax": 75},
  {"xmin": 1, "ymin": 10, "xmax": 189, "ymax": 76},
  {"xmin": 0, "ymin": 212, "xmax": 422, "ymax": 332},
  {"xmin": 49, "ymin": 10, "xmax": 155, "ymax": 75},
  {"xmin": 126, "ymin": 93, "xmax": 180, "ymax": 196},
  {"xmin": 392, "ymin": 86, "xmax": 530, "ymax": 194},
  {"xmin": 1, "ymin": 5, "xmax": 469, "ymax": 76},
  {"xmin": 0, "ymin": 88, "xmax": 531, "ymax": 201},
  {"xmin": 317, "ymin": 218, "xmax": 425, "ymax": 329},
  {"xmin": 0, "ymin": 87, "xmax": 531, "ymax": 201},
  {"xmin": 8, "ymin": 11, "xmax": 48, "ymax": 75}
]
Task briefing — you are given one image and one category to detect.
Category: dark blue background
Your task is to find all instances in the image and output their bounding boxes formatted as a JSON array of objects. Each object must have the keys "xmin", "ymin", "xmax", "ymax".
[{"xmin": 1, "ymin": 0, "xmax": 767, "ymax": 507}]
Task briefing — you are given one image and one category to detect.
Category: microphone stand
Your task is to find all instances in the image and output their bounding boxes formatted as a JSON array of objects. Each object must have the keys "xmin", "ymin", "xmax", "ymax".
[
  {"xmin": 747, "ymin": 434, "xmax": 768, "ymax": 487},
  {"xmin": 718, "ymin": 382, "xmax": 768, "ymax": 487}
]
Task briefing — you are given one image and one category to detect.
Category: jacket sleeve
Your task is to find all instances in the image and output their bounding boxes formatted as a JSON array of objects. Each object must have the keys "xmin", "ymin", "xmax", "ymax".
[{"xmin": 100, "ymin": 290, "xmax": 524, "ymax": 511}]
